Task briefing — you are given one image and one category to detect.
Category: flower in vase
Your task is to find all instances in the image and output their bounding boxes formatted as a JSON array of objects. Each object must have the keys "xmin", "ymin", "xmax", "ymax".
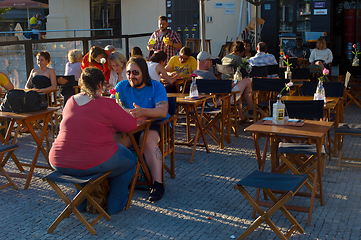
[
  {"xmin": 318, "ymin": 68, "xmax": 329, "ymax": 82},
  {"xmin": 190, "ymin": 73, "xmax": 198, "ymax": 79},
  {"xmin": 352, "ymin": 44, "xmax": 360, "ymax": 58},
  {"xmin": 279, "ymin": 81, "xmax": 293, "ymax": 95},
  {"xmin": 283, "ymin": 55, "xmax": 292, "ymax": 68},
  {"xmin": 109, "ymin": 88, "xmax": 116, "ymax": 95}
]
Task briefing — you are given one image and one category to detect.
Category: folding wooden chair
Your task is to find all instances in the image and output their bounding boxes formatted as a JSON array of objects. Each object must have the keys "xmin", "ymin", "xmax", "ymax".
[
  {"xmin": 234, "ymin": 170, "xmax": 307, "ymax": 239},
  {"xmin": 252, "ymin": 78, "xmax": 288, "ymax": 122},
  {"xmin": 43, "ymin": 171, "xmax": 112, "ymax": 235},
  {"xmin": 196, "ymin": 79, "xmax": 233, "ymax": 149},
  {"xmin": 343, "ymin": 71, "xmax": 361, "ymax": 108},
  {"xmin": 158, "ymin": 97, "xmax": 178, "ymax": 183},
  {"xmin": 274, "ymin": 100, "xmax": 328, "ymax": 225},
  {"xmin": 335, "ymin": 123, "xmax": 361, "ymax": 170},
  {"xmin": 250, "ymin": 66, "xmax": 268, "ymax": 78},
  {"xmin": 0, "ymin": 144, "xmax": 19, "ymax": 190}
]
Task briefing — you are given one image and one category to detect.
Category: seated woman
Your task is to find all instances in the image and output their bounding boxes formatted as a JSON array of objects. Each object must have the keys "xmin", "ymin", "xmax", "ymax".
[
  {"xmin": 242, "ymin": 39, "xmax": 256, "ymax": 58},
  {"xmin": 130, "ymin": 46, "xmax": 147, "ymax": 61},
  {"xmin": 147, "ymin": 51, "xmax": 178, "ymax": 84},
  {"xmin": 108, "ymin": 52, "xmax": 127, "ymax": 88},
  {"xmin": 81, "ymin": 46, "xmax": 111, "ymax": 82},
  {"xmin": 25, "ymin": 51, "xmax": 57, "ymax": 93},
  {"xmin": 59, "ymin": 49, "xmax": 83, "ymax": 105},
  {"xmin": 221, "ymin": 41, "xmax": 254, "ymax": 125},
  {"xmin": 309, "ymin": 37, "xmax": 333, "ymax": 70},
  {"xmin": 49, "ymin": 67, "xmax": 137, "ymax": 215}
]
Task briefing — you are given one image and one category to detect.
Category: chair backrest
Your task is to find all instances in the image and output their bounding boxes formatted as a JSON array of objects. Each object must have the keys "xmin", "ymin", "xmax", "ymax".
[
  {"xmin": 288, "ymin": 57, "xmax": 298, "ymax": 67},
  {"xmin": 323, "ymin": 82, "xmax": 344, "ymax": 97},
  {"xmin": 267, "ymin": 65, "xmax": 279, "ymax": 76},
  {"xmin": 56, "ymin": 75, "xmax": 77, "ymax": 87},
  {"xmin": 250, "ymin": 66, "xmax": 268, "ymax": 78},
  {"xmin": 301, "ymin": 81, "xmax": 317, "ymax": 96},
  {"xmin": 301, "ymin": 81, "xmax": 344, "ymax": 97},
  {"xmin": 216, "ymin": 63, "xmax": 234, "ymax": 75},
  {"xmin": 345, "ymin": 71, "xmax": 351, "ymax": 88},
  {"xmin": 252, "ymin": 77, "xmax": 288, "ymax": 93},
  {"xmin": 338, "ymin": 65, "xmax": 361, "ymax": 77},
  {"xmin": 269, "ymin": 100, "xmax": 324, "ymax": 119},
  {"xmin": 278, "ymin": 68, "xmax": 310, "ymax": 79},
  {"xmin": 167, "ymin": 97, "xmax": 176, "ymax": 116},
  {"xmin": 196, "ymin": 79, "xmax": 232, "ymax": 94}
]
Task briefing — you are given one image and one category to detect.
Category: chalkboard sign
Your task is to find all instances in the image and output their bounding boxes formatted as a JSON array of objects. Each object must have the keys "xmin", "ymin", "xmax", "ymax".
[{"xmin": 280, "ymin": 37, "xmax": 296, "ymax": 56}]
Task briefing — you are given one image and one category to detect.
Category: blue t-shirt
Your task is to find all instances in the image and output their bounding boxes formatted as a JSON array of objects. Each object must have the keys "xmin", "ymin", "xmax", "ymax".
[{"xmin": 115, "ymin": 79, "xmax": 170, "ymax": 119}]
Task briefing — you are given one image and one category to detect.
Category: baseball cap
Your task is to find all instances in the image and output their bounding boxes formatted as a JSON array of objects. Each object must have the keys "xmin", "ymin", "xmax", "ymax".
[{"xmin": 197, "ymin": 51, "xmax": 216, "ymax": 61}]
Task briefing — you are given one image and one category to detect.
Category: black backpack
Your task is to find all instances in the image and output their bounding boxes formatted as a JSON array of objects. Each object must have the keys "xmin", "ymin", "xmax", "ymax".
[{"xmin": 0, "ymin": 89, "xmax": 48, "ymax": 113}]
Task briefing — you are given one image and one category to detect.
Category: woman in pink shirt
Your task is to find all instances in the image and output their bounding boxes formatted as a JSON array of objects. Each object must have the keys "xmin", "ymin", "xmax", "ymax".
[{"xmin": 49, "ymin": 67, "xmax": 137, "ymax": 214}]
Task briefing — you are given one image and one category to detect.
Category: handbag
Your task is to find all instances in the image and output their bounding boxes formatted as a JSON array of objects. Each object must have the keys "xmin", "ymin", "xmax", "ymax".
[{"xmin": 0, "ymin": 89, "xmax": 48, "ymax": 113}]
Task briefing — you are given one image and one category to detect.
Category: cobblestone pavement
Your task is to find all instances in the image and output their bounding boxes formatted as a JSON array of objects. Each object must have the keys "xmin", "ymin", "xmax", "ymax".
[{"xmin": 1, "ymin": 104, "xmax": 361, "ymax": 240}]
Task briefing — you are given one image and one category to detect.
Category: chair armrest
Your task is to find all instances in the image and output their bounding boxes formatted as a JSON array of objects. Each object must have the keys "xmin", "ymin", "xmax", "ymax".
[{"xmin": 157, "ymin": 115, "xmax": 178, "ymax": 127}]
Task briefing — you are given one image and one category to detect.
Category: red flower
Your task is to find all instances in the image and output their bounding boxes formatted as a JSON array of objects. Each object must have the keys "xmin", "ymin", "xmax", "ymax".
[
  {"xmin": 190, "ymin": 73, "xmax": 198, "ymax": 78},
  {"xmin": 284, "ymin": 55, "xmax": 289, "ymax": 60}
]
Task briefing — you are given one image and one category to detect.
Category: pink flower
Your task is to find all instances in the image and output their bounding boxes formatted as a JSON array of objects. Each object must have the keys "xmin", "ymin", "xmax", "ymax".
[
  {"xmin": 322, "ymin": 68, "xmax": 329, "ymax": 75},
  {"xmin": 353, "ymin": 44, "xmax": 357, "ymax": 48},
  {"xmin": 287, "ymin": 82, "xmax": 293, "ymax": 87},
  {"xmin": 109, "ymin": 88, "xmax": 116, "ymax": 95},
  {"xmin": 190, "ymin": 73, "xmax": 198, "ymax": 78}
]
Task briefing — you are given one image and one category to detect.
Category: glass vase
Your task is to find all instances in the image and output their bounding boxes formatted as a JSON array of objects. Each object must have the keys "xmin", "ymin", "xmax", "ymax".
[
  {"xmin": 285, "ymin": 66, "xmax": 292, "ymax": 80},
  {"xmin": 352, "ymin": 57, "xmax": 359, "ymax": 66}
]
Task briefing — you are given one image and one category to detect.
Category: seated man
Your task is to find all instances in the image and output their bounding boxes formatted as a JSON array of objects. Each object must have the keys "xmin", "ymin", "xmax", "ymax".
[
  {"xmin": 249, "ymin": 42, "xmax": 278, "ymax": 78},
  {"xmin": 193, "ymin": 51, "xmax": 217, "ymax": 80},
  {"xmin": 287, "ymin": 36, "xmax": 310, "ymax": 59},
  {"xmin": 115, "ymin": 56, "xmax": 169, "ymax": 202},
  {"xmin": 249, "ymin": 42, "xmax": 278, "ymax": 67},
  {"xmin": 0, "ymin": 72, "xmax": 15, "ymax": 94},
  {"xmin": 165, "ymin": 46, "xmax": 197, "ymax": 79}
]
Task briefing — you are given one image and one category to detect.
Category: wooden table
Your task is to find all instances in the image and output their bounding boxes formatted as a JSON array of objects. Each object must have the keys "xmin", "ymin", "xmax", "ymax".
[
  {"xmin": 0, "ymin": 107, "xmax": 59, "ymax": 189},
  {"xmin": 167, "ymin": 93, "xmax": 212, "ymax": 163},
  {"xmin": 125, "ymin": 117, "xmax": 155, "ymax": 209},
  {"xmin": 282, "ymin": 95, "xmax": 344, "ymax": 155},
  {"xmin": 244, "ymin": 119, "xmax": 333, "ymax": 225}
]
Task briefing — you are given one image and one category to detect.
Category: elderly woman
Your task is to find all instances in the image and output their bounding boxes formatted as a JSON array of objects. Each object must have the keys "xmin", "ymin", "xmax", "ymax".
[
  {"xmin": 49, "ymin": 67, "xmax": 137, "ymax": 214},
  {"xmin": 309, "ymin": 37, "xmax": 333, "ymax": 70},
  {"xmin": 81, "ymin": 46, "xmax": 111, "ymax": 82},
  {"xmin": 108, "ymin": 52, "xmax": 127, "ymax": 88},
  {"xmin": 25, "ymin": 51, "xmax": 57, "ymax": 93}
]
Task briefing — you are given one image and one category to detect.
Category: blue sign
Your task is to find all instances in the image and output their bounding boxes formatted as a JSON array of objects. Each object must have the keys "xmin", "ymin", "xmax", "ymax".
[
  {"xmin": 314, "ymin": 2, "xmax": 325, "ymax": 8},
  {"xmin": 214, "ymin": 3, "xmax": 223, "ymax": 8}
]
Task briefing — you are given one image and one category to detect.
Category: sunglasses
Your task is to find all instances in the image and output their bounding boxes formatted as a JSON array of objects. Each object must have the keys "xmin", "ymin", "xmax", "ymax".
[
  {"xmin": 179, "ymin": 55, "xmax": 189, "ymax": 61},
  {"xmin": 126, "ymin": 70, "xmax": 140, "ymax": 76}
]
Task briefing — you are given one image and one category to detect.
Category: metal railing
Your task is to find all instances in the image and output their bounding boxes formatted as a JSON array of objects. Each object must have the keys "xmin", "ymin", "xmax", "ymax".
[
  {"xmin": 0, "ymin": 32, "xmax": 152, "ymax": 82},
  {"xmin": 0, "ymin": 28, "xmax": 114, "ymax": 40}
]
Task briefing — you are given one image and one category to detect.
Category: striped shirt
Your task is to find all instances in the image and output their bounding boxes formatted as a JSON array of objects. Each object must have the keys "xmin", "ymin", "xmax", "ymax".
[{"xmin": 150, "ymin": 29, "xmax": 182, "ymax": 61}]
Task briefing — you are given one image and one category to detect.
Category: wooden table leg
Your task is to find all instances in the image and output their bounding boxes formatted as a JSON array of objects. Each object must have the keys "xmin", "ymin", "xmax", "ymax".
[
  {"xmin": 190, "ymin": 101, "xmax": 209, "ymax": 163},
  {"xmin": 23, "ymin": 113, "xmax": 52, "ymax": 189}
]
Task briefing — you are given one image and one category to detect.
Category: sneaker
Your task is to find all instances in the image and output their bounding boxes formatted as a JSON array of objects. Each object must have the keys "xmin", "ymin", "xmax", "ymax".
[{"xmin": 148, "ymin": 181, "xmax": 165, "ymax": 202}]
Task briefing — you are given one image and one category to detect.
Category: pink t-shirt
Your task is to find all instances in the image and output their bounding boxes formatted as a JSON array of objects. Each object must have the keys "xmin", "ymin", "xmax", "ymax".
[{"xmin": 49, "ymin": 95, "xmax": 137, "ymax": 170}]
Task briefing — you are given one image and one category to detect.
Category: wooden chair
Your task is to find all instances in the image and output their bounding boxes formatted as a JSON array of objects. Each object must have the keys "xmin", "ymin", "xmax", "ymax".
[
  {"xmin": 342, "ymin": 69, "xmax": 361, "ymax": 108},
  {"xmin": 196, "ymin": 79, "xmax": 233, "ymax": 149},
  {"xmin": 43, "ymin": 171, "xmax": 112, "ymax": 235},
  {"xmin": 185, "ymin": 38, "xmax": 200, "ymax": 53},
  {"xmin": 279, "ymin": 68, "xmax": 310, "ymax": 80},
  {"xmin": 216, "ymin": 63, "xmax": 234, "ymax": 79},
  {"xmin": 335, "ymin": 123, "xmax": 361, "ymax": 170},
  {"xmin": 274, "ymin": 100, "xmax": 328, "ymax": 225},
  {"xmin": 249, "ymin": 66, "xmax": 268, "ymax": 78},
  {"xmin": 0, "ymin": 144, "xmax": 19, "ymax": 190},
  {"xmin": 252, "ymin": 78, "xmax": 289, "ymax": 122},
  {"xmin": 234, "ymin": 170, "xmax": 307, "ymax": 239},
  {"xmin": 158, "ymin": 97, "xmax": 178, "ymax": 183}
]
